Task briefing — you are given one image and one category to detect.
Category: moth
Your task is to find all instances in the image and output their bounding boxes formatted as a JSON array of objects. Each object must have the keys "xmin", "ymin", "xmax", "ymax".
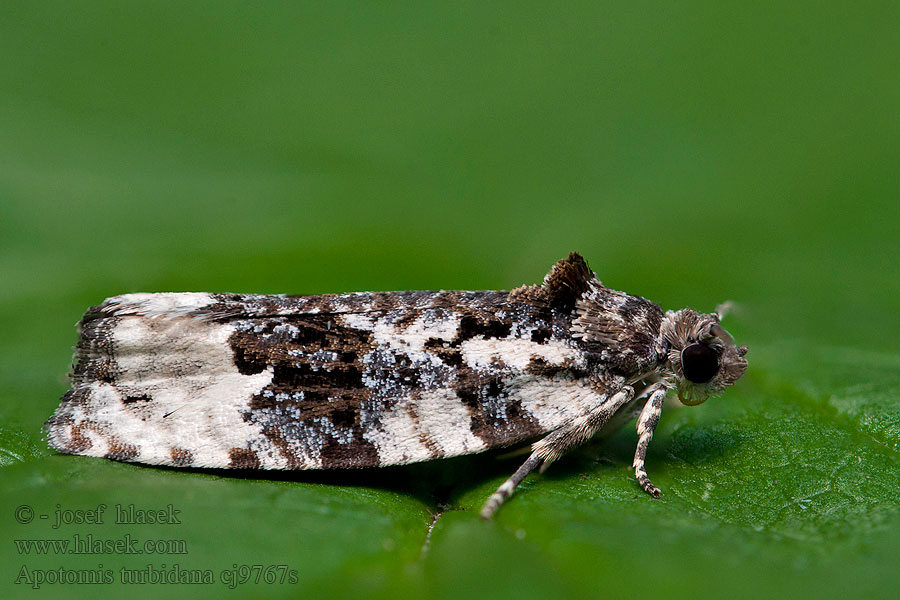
[{"xmin": 45, "ymin": 253, "xmax": 747, "ymax": 518}]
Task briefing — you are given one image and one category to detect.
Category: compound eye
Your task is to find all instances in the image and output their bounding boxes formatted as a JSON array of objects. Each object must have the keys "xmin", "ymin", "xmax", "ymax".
[{"xmin": 681, "ymin": 343, "xmax": 719, "ymax": 383}]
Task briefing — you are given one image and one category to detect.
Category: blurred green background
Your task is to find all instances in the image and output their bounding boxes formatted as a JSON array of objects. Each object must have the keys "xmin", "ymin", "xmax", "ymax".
[{"xmin": 2, "ymin": 2, "xmax": 898, "ymax": 599}]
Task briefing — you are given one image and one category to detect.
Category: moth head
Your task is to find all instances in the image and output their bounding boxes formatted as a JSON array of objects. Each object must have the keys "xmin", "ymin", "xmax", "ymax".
[{"xmin": 660, "ymin": 307, "xmax": 748, "ymax": 406}]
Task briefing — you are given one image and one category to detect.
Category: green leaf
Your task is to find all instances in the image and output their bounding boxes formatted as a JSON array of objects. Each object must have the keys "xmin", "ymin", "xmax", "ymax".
[{"xmin": 1, "ymin": 2, "xmax": 898, "ymax": 599}]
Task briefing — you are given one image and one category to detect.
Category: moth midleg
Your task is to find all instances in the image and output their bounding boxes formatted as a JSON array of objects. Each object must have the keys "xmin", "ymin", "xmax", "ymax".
[
  {"xmin": 480, "ymin": 386, "xmax": 634, "ymax": 520},
  {"xmin": 632, "ymin": 384, "xmax": 670, "ymax": 497}
]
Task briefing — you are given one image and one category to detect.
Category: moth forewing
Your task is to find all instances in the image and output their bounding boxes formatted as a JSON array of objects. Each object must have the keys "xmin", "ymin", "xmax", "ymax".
[{"xmin": 45, "ymin": 253, "xmax": 747, "ymax": 518}]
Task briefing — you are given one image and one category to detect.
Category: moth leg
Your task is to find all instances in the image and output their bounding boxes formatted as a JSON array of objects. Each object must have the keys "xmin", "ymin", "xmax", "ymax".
[
  {"xmin": 632, "ymin": 384, "xmax": 671, "ymax": 498},
  {"xmin": 480, "ymin": 385, "xmax": 635, "ymax": 520},
  {"xmin": 479, "ymin": 453, "xmax": 543, "ymax": 520}
]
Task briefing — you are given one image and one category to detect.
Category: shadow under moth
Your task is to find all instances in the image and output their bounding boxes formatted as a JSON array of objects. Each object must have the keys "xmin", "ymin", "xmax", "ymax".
[{"xmin": 45, "ymin": 253, "xmax": 748, "ymax": 518}]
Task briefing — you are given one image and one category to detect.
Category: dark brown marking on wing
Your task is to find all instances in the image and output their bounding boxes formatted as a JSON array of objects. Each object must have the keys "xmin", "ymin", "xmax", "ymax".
[
  {"xmin": 228, "ymin": 448, "xmax": 261, "ymax": 469},
  {"xmin": 71, "ymin": 317, "xmax": 119, "ymax": 385},
  {"xmin": 257, "ymin": 427, "xmax": 302, "ymax": 469},
  {"xmin": 526, "ymin": 356, "xmax": 568, "ymax": 377},
  {"xmin": 105, "ymin": 441, "xmax": 139, "ymax": 462},
  {"xmin": 230, "ymin": 316, "xmax": 388, "ymax": 468},
  {"xmin": 320, "ymin": 436, "xmax": 379, "ymax": 468},
  {"xmin": 68, "ymin": 423, "xmax": 93, "ymax": 453},
  {"xmin": 455, "ymin": 376, "xmax": 543, "ymax": 447},
  {"xmin": 424, "ymin": 338, "xmax": 463, "ymax": 367},
  {"xmin": 122, "ymin": 394, "xmax": 152, "ymax": 404},
  {"xmin": 170, "ymin": 448, "xmax": 194, "ymax": 466},
  {"xmin": 457, "ymin": 314, "xmax": 512, "ymax": 341},
  {"xmin": 406, "ymin": 400, "xmax": 443, "ymax": 459},
  {"xmin": 530, "ymin": 327, "xmax": 552, "ymax": 343},
  {"xmin": 233, "ymin": 344, "xmax": 268, "ymax": 375}
]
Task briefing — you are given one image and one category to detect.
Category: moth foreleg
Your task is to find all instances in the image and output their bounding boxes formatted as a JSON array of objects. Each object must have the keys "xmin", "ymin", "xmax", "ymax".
[
  {"xmin": 480, "ymin": 385, "xmax": 635, "ymax": 520},
  {"xmin": 632, "ymin": 384, "xmax": 670, "ymax": 498}
]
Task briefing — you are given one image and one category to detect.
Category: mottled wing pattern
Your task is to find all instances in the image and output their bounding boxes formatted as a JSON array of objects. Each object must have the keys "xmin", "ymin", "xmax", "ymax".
[{"xmin": 45, "ymin": 283, "xmax": 618, "ymax": 470}]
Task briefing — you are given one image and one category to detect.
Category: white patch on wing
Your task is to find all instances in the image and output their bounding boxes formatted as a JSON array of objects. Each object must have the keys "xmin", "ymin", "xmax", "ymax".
[
  {"xmin": 56, "ymin": 315, "xmax": 286, "ymax": 468},
  {"xmin": 82, "ymin": 424, "xmax": 111, "ymax": 457},
  {"xmin": 103, "ymin": 293, "xmax": 217, "ymax": 319},
  {"xmin": 341, "ymin": 311, "xmax": 460, "ymax": 365},
  {"xmin": 507, "ymin": 375, "xmax": 609, "ymax": 430},
  {"xmin": 460, "ymin": 338, "xmax": 577, "ymax": 371},
  {"xmin": 365, "ymin": 389, "xmax": 486, "ymax": 464}
]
